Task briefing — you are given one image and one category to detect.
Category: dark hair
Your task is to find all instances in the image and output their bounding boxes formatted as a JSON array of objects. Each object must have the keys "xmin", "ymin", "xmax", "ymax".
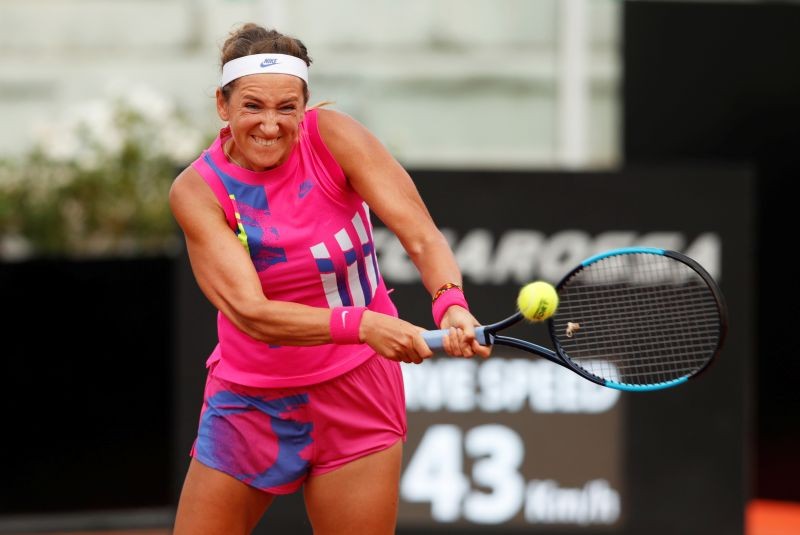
[{"xmin": 220, "ymin": 23, "xmax": 312, "ymax": 102}]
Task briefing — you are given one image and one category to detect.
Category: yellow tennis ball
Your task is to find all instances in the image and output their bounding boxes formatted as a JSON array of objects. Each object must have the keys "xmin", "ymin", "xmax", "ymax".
[{"xmin": 517, "ymin": 281, "xmax": 559, "ymax": 322}]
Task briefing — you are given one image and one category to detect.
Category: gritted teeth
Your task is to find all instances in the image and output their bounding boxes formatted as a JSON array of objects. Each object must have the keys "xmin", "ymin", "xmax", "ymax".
[{"xmin": 252, "ymin": 135, "xmax": 279, "ymax": 147}]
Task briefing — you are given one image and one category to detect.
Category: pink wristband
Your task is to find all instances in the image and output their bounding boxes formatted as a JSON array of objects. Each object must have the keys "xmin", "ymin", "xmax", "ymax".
[
  {"xmin": 330, "ymin": 306, "xmax": 367, "ymax": 344},
  {"xmin": 432, "ymin": 288, "xmax": 470, "ymax": 327}
]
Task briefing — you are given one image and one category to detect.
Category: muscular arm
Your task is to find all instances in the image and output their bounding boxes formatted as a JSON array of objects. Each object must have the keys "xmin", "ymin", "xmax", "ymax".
[
  {"xmin": 169, "ymin": 167, "xmax": 331, "ymax": 346},
  {"xmin": 317, "ymin": 109, "xmax": 490, "ymax": 358},
  {"xmin": 316, "ymin": 109, "xmax": 460, "ymax": 296}
]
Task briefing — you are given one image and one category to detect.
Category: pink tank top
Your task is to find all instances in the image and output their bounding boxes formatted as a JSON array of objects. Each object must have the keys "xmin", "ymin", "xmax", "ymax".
[{"xmin": 190, "ymin": 109, "xmax": 397, "ymax": 388}]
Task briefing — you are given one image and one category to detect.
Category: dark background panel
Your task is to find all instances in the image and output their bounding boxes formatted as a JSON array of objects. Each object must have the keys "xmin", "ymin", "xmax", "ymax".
[
  {"xmin": 0, "ymin": 257, "xmax": 173, "ymax": 514},
  {"xmin": 624, "ymin": 0, "xmax": 800, "ymax": 502},
  {"xmin": 172, "ymin": 166, "xmax": 753, "ymax": 535},
  {"xmin": 0, "ymin": 175, "xmax": 753, "ymax": 535},
  {"xmin": 387, "ymin": 167, "xmax": 753, "ymax": 535}
]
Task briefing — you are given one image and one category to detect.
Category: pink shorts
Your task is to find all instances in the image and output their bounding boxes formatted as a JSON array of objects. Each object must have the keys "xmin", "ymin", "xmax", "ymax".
[{"xmin": 190, "ymin": 354, "xmax": 407, "ymax": 494}]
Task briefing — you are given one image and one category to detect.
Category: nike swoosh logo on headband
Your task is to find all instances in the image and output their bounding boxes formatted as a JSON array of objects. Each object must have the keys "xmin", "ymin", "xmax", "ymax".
[{"xmin": 260, "ymin": 58, "xmax": 279, "ymax": 67}]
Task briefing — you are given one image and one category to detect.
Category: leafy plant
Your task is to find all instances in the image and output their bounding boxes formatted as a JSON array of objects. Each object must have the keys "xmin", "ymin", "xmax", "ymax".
[{"xmin": 0, "ymin": 85, "xmax": 210, "ymax": 258}]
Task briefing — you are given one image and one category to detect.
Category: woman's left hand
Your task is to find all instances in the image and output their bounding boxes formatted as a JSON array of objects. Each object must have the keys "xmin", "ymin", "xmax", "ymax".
[{"xmin": 438, "ymin": 306, "xmax": 492, "ymax": 358}]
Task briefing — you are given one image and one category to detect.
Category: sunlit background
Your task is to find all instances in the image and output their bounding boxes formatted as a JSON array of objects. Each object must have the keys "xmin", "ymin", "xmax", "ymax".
[{"xmin": 0, "ymin": 0, "xmax": 622, "ymax": 260}]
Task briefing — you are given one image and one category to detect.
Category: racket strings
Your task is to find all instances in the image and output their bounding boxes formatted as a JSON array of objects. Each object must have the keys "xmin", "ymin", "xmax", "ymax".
[
  {"xmin": 557, "ymin": 286, "xmax": 721, "ymax": 333},
  {"xmin": 551, "ymin": 253, "xmax": 723, "ymax": 386},
  {"xmin": 558, "ymin": 286, "xmax": 720, "ymax": 353}
]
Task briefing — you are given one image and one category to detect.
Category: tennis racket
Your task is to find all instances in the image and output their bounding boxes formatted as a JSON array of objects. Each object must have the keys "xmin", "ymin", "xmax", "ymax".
[{"xmin": 423, "ymin": 247, "xmax": 728, "ymax": 391}]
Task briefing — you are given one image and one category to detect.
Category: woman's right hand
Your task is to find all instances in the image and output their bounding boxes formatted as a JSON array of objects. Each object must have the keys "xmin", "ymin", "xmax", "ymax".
[{"xmin": 359, "ymin": 311, "xmax": 433, "ymax": 364}]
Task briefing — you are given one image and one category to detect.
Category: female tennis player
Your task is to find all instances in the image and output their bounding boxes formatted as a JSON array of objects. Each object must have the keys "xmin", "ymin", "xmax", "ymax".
[{"xmin": 169, "ymin": 23, "xmax": 491, "ymax": 535}]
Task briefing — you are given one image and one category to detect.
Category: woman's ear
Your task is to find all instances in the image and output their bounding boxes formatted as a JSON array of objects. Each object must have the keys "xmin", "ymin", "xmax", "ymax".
[{"xmin": 215, "ymin": 88, "xmax": 229, "ymax": 122}]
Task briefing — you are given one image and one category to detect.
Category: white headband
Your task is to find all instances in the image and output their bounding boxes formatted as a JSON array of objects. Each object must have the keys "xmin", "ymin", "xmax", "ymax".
[{"xmin": 220, "ymin": 53, "xmax": 309, "ymax": 87}]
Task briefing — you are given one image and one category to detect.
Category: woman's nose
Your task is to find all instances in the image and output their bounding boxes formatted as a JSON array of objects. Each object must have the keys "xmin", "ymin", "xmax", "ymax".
[{"xmin": 260, "ymin": 111, "xmax": 280, "ymax": 136}]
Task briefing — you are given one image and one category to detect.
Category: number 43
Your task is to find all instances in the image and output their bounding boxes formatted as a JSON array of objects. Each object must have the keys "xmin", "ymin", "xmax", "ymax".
[{"xmin": 400, "ymin": 424, "xmax": 525, "ymax": 524}]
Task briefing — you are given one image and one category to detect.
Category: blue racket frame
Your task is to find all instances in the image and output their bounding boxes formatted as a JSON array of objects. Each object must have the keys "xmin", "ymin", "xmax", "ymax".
[{"xmin": 422, "ymin": 247, "xmax": 728, "ymax": 392}]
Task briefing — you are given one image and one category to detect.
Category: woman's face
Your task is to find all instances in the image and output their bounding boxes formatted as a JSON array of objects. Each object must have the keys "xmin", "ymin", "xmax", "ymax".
[{"xmin": 216, "ymin": 73, "xmax": 306, "ymax": 171}]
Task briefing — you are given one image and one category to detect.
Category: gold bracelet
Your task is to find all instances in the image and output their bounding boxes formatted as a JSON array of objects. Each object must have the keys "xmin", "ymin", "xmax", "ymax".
[{"xmin": 432, "ymin": 282, "xmax": 462, "ymax": 303}]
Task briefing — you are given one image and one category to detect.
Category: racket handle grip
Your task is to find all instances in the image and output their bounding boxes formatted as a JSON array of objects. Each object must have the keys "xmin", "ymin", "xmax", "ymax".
[{"xmin": 422, "ymin": 326, "xmax": 490, "ymax": 350}]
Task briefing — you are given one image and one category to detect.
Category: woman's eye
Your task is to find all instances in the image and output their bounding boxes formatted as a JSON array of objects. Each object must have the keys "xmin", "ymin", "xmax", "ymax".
[{"xmin": 244, "ymin": 103, "xmax": 259, "ymax": 110}]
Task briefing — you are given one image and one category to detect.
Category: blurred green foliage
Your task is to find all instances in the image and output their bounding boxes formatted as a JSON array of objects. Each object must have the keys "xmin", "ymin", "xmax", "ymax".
[{"xmin": 0, "ymin": 85, "xmax": 211, "ymax": 258}]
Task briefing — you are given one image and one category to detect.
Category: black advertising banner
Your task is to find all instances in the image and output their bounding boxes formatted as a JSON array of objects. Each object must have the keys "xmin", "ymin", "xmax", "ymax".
[
  {"xmin": 172, "ymin": 165, "xmax": 753, "ymax": 535},
  {"xmin": 383, "ymin": 166, "xmax": 754, "ymax": 535}
]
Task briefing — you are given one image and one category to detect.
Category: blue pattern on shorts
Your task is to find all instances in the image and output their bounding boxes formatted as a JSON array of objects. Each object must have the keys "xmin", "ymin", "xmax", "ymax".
[{"xmin": 196, "ymin": 391, "xmax": 313, "ymax": 489}]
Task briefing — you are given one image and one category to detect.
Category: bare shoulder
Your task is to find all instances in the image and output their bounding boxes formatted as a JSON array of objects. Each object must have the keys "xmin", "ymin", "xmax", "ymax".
[
  {"xmin": 168, "ymin": 166, "xmax": 221, "ymax": 229},
  {"xmin": 314, "ymin": 107, "xmax": 389, "ymax": 171},
  {"xmin": 315, "ymin": 107, "xmax": 366, "ymax": 137},
  {"xmin": 170, "ymin": 166, "xmax": 202, "ymax": 208}
]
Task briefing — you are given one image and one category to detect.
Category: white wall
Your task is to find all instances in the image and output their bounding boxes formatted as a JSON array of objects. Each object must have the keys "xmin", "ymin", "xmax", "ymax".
[{"xmin": 0, "ymin": 0, "xmax": 621, "ymax": 169}]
